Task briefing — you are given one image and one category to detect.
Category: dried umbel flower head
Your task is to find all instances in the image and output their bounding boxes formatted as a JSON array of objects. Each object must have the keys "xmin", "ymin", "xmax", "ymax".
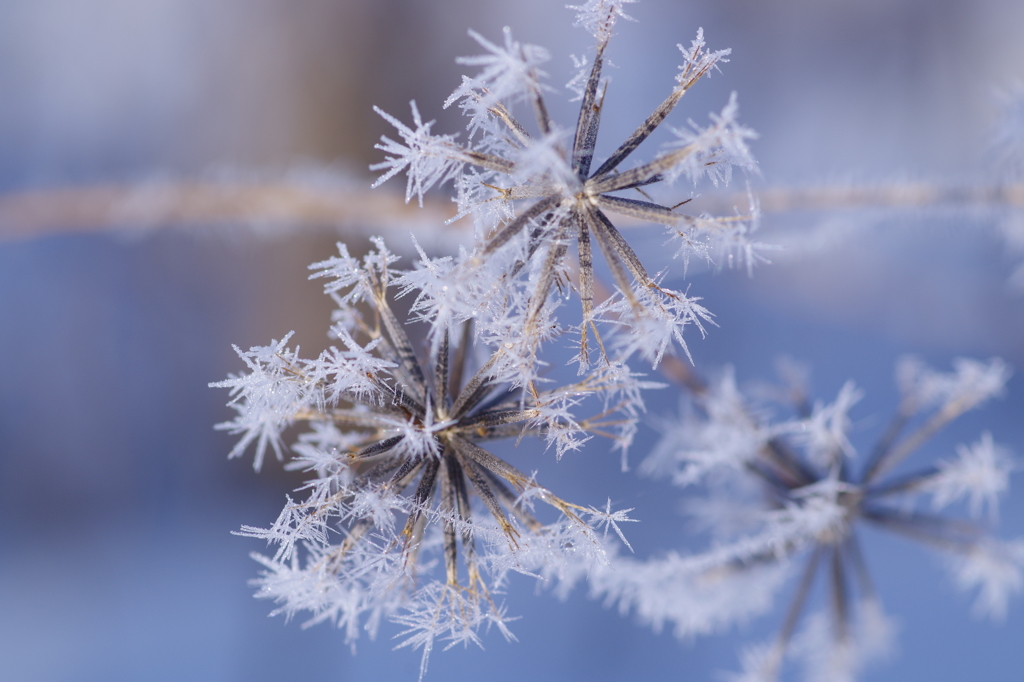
[
  {"xmin": 372, "ymin": 0, "xmax": 762, "ymax": 373},
  {"xmin": 212, "ymin": 238, "xmax": 640, "ymax": 677},
  {"xmin": 606, "ymin": 357, "xmax": 1020, "ymax": 681}
]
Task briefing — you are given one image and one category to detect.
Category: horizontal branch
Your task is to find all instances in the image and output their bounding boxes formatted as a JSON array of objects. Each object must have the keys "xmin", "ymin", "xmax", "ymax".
[
  {"xmin": 0, "ymin": 178, "xmax": 466, "ymax": 245},
  {"xmin": 3, "ymin": 176, "xmax": 1024, "ymax": 243},
  {"xmin": 711, "ymin": 182, "xmax": 1024, "ymax": 214}
]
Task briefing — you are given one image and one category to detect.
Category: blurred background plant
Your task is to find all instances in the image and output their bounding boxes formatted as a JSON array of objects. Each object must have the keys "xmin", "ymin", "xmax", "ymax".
[{"xmin": 2, "ymin": 1, "xmax": 1023, "ymax": 680}]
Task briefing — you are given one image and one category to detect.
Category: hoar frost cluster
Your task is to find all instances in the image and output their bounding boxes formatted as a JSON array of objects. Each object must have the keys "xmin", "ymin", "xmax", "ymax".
[
  {"xmin": 213, "ymin": 237, "xmax": 645, "ymax": 675},
  {"xmin": 615, "ymin": 356, "xmax": 1021, "ymax": 681},
  {"xmin": 371, "ymin": 0, "xmax": 760, "ymax": 373},
  {"xmin": 212, "ymin": 2, "xmax": 1021, "ymax": 679}
]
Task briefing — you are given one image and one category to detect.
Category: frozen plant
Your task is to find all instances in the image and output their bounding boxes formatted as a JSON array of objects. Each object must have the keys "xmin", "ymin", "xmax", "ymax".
[
  {"xmin": 211, "ymin": 3, "xmax": 752, "ymax": 671},
  {"xmin": 600, "ymin": 356, "xmax": 1021, "ymax": 681},
  {"xmin": 208, "ymin": 2, "xmax": 1022, "ymax": 680},
  {"xmin": 211, "ymin": 238, "xmax": 642, "ymax": 677},
  {"xmin": 372, "ymin": 0, "xmax": 761, "ymax": 371}
]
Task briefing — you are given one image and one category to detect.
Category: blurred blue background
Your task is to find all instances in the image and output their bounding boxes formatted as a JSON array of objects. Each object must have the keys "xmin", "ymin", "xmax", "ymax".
[{"xmin": 2, "ymin": 1, "xmax": 1023, "ymax": 680}]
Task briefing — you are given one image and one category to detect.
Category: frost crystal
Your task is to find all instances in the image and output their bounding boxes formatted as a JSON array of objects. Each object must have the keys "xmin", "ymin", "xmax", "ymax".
[
  {"xmin": 927, "ymin": 432, "xmax": 1015, "ymax": 520},
  {"xmin": 568, "ymin": 0, "xmax": 637, "ymax": 41}
]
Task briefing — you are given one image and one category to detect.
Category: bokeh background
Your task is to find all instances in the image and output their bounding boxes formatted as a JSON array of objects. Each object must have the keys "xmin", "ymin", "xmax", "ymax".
[{"xmin": 2, "ymin": 1, "xmax": 1023, "ymax": 680}]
